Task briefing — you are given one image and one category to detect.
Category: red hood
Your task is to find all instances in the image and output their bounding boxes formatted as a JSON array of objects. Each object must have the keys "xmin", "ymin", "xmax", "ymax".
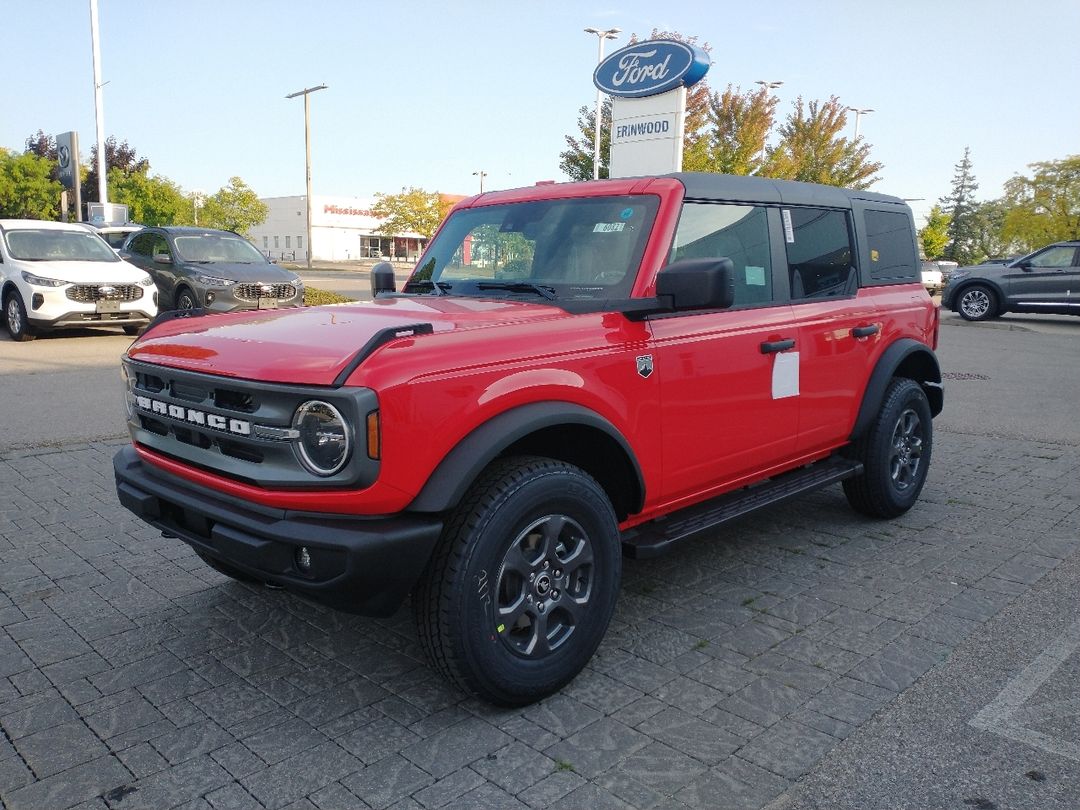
[{"xmin": 126, "ymin": 297, "xmax": 568, "ymax": 385}]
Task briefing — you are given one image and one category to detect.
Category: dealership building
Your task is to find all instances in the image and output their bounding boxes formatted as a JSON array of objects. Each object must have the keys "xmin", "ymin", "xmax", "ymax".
[{"xmin": 248, "ymin": 195, "xmax": 433, "ymax": 264}]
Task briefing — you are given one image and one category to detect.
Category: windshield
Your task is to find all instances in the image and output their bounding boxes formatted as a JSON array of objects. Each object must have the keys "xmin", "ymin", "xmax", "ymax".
[
  {"xmin": 173, "ymin": 233, "xmax": 267, "ymax": 263},
  {"xmin": 406, "ymin": 195, "xmax": 659, "ymax": 300},
  {"xmin": 4, "ymin": 228, "xmax": 120, "ymax": 262}
]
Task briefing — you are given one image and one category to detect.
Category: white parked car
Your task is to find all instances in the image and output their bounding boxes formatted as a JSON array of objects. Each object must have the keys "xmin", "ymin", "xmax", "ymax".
[
  {"xmin": 920, "ymin": 261, "xmax": 944, "ymax": 296},
  {"xmin": 0, "ymin": 219, "xmax": 158, "ymax": 341}
]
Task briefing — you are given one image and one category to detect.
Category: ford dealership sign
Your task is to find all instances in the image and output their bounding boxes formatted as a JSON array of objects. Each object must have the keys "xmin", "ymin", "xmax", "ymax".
[{"xmin": 593, "ymin": 39, "xmax": 710, "ymax": 99}]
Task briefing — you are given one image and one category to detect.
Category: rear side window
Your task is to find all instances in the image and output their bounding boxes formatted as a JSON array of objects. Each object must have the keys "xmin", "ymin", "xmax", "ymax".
[
  {"xmin": 670, "ymin": 203, "xmax": 773, "ymax": 307},
  {"xmin": 783, "ymin": 208, "xmax": 856, "ymax": 300},
  {"xmin": 864, "ymin": 210, "xmax": 918, "ymax": 282},
  {"xmin": 128, "ymin": 233, "xmax": 156, "ymax": 256}
]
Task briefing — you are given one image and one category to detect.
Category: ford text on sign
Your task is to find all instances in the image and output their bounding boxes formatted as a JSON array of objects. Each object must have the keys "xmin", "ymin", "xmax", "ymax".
[{"xmin": 593, "ymin": 39, "xmax": 710, "ymax": 99}]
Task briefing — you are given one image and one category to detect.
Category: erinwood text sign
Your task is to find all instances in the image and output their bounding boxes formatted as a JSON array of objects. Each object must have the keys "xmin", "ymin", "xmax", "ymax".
[{"xmin": 595, "ymin": 40, "xmax": 711, "ymax": 178}]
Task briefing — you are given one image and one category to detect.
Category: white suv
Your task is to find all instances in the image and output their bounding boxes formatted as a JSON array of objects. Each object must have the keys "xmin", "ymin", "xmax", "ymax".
[{"xmin": 0, "ymin": 219, "xmax": 158, "ymax": 341}]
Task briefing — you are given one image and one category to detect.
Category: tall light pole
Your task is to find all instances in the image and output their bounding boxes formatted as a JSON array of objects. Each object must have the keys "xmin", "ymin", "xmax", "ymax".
[
  {"xmin": 89, "ymin": 0, "xmax": 108, "ymax": 207},
  {"xmin": 847, "ymin": 107, "xmax": 874, "ymax": 140},
  {"xmin": 286, "ymin": 84, "xmax": 328, "ymax": 270},
  {"xmin": 472, "ymin": 170, "xmax": 488, "ymax": 194},
  {"xmin": 584, "ymin": 27, "xmax": 620, "ymax": 180},
  {"xmin": 754, "ymin": 80, "xmax": 783, "ymax": 167}
]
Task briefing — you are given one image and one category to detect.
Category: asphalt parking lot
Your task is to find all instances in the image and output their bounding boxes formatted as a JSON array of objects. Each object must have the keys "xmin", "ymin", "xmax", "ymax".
[{"xmin": 0, "ymin": 309, "xmax": 1077, "ymax": 809}]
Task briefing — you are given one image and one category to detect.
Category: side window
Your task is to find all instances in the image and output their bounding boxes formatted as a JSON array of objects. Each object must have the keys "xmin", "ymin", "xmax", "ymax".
[
  {"xmin": 150, "ymin": 235, "xmax": 171, "ymax": 260},
  {"xmin": 670, "ymin": 203, "xmax": 773, "ymax": 307},
  {"xmin": 864, "ymin": 210, "xmax": 918, "ymax": 282},
  {"xmin": 1027, "ymin": 246, "xmax": 1076, "ymax": 268},
  {"xmin": 128, "ymin": 233, "xmax": 155, "ymax": 256},
  {"xmin": 784, "ymin": 208, "xmax": 856, "ymax": 300}
]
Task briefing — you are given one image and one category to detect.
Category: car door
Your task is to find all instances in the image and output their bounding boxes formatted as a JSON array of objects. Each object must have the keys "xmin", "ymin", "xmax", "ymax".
[
  {"xmin": 1006, "ymin": 244, "xmax": 1080, "ymax": 310},
  {"xmin": 783, "ymin": 206, "xmax": 881, "ymax": 455},
  {"xmin": 650, "ymin": 202, "xmax": 799, "ymax": 504}
]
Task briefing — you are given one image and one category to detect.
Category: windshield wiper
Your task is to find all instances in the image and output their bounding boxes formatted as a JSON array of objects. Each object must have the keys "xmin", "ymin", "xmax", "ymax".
[
  {"xmin": 403, "ymin": 279, "xmax": 451, "ymax": 296},
  {"xmin": 476, "ymin": 281, "xmax": 557, "ymax": 300}
]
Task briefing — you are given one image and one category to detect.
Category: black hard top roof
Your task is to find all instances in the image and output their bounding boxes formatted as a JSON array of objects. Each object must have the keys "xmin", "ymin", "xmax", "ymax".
[{"xmin": 666, "ymin": 172, "xmax": 906, "ymax": 208}]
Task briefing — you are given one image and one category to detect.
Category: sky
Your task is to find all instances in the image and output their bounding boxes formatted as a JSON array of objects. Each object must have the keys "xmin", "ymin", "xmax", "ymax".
[{"xmin": 2, "ymin": 0, "xmax": 1078, "ymax": 227}]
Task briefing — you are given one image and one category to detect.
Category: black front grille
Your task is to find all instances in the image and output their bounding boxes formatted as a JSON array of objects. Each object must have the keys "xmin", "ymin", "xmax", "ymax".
[
  {"xmin": 234, "ymin": 283, "xmax": 297, "ymax": 302},
  {"xmin": 67, "ymin": 284, "xmax": 143, "ymax": 302}
]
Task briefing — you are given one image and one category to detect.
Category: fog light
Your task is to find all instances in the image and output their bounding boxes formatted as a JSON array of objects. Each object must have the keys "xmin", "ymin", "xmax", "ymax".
[
  {"xmin": 206, "ymin": 291, "xmax": 215, "ymax": 304},
  {"xmin": 32, "ymin": 293, "xmax": 44, "ymax": 310},
  {"xmin": 295, "ymin": 546, "xmax": 312, "ymax": 573}
]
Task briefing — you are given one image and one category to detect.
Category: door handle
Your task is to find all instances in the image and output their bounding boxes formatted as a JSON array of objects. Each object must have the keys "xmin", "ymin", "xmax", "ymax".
[
  {"xmin": 851, "ymin": 324, "xmax": 880, "ymax": 338},
  {"xmin": 760, "ymin": 338, "xmax": 796, "ymax": 354}
]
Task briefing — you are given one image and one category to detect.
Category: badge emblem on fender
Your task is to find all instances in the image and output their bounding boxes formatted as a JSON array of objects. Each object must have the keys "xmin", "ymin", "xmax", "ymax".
[{"xmin": 636, "ymin": 354, "xmax": 654, "ymax": 378}]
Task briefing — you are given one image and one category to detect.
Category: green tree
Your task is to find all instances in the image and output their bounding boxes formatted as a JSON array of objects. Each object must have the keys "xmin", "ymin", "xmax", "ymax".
[
  {"xmin": 767, "ymin": 97, "xmax": 882, "ymax": 189},
  {"xmin": 558, "ymin": 99, "xmax": 612, "ymax": 181},
  {"xmin": 1000, "ymin": 155, "xmax": 1080, "ymax": 252},
  {"xmin": 198, "ymin": 177, "xmax": 269, "ymax": 236},
  {"xmin": 968, "ymin": 199, "xmax": 1015, "ymax": 262},
  {"xmin": 0, "ymin": 148, "xmax": 62, "ymax": 220},
  {"xmin": 919, "ymin": 205, "xmax": 951, "ymax": 259},
  {"xmin": 108, "ymin": 166, "xmax": 190, "ymax": 226},
  {"xmin": 84, "ymin": 137, "xmax": 148, "ymax": 204},
  {"xmin": 371, "ymin": 187, "xmax": 449, "ymax": 239},
  {"xmin": 939, "ymin": 147, "xmax": 980, "ymax": 265},
  {"xmin": 701, "ymin": 85, "xmax": 778, "ymax": 175}
]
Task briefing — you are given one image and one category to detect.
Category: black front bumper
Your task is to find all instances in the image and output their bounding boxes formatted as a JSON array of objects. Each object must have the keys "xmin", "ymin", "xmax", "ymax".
[{"xmin": 113, "ymin": 446, "xmax": 443, "ymax": 616}]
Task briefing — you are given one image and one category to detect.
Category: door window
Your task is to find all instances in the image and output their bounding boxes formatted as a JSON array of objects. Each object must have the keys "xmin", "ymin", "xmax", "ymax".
[
  {"xmin": 670, "ymin": 203, "xmax": 773, "ymax": 306},
  {"xmin": 783, "ymin": 208, "xmax": 856, "ymax": 300},
  {"xmin": 1026, "ymin": 245, "xmax": 1077, "ymax": 268},
  {"xmin": 128, "ymin": 233, "xmax": 156, "ymax": 256},
  {"xmin": 864, "ymin": 210, "xmax": 918, "ymax": 282}
]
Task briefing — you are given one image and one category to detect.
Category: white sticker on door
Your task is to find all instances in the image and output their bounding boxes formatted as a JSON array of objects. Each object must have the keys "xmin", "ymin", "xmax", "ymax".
[{"xmin": 772, "ymin": 351, "xmax": 800, "ymax": 399}]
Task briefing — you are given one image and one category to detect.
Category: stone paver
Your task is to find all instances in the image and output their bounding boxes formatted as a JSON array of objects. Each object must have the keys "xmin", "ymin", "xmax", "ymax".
[{"xmin": 0, "ymin": 426, "xmax": 1076, "ymax": 809}]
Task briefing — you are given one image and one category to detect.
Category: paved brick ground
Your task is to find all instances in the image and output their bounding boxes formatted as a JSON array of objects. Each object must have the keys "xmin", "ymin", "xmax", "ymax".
[{"xmin": 0, "ymin": 430, "xmax": 1076, "ymax": 810}]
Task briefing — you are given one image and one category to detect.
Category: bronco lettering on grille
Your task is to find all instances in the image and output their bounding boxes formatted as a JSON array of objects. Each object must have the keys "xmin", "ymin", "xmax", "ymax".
[{"xmin": 134, "ymin": 396, "xmax": 251, "ymax": 436}]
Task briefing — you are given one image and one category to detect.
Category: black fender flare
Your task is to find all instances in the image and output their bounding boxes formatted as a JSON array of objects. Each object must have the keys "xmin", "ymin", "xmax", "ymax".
[
  {"xmin": 850, "ymin": 339, "xmax": 942, "ymax": 441},
  {"xmin": 407, "ymin": 401, "xmax": 645, "ymax": 514}
]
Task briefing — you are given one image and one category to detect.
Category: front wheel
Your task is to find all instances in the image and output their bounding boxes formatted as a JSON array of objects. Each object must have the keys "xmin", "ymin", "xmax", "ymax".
[
  {"xmin": 957, "ymin": 284, "xmax": 998, "ymax": 321},
  {"xmin": 414, "ymin": 456, "xmax": 621, "ymax": 706},
  {"xmin": 174, "ymin": 287, "xmax": 198, "ymax": 311},
  {"xmin": 4, "ymin": 292, "xmax": 36, "ymax": 342},
  {"xmin": 843, "ymin": 378, "xmax": 933, "ymax": 518}
]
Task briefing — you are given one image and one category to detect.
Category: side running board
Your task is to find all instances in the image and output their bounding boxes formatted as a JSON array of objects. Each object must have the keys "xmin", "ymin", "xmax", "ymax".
[{"xmin": 620, "ymin": 457, "xmax": 863, "ymax": 559}]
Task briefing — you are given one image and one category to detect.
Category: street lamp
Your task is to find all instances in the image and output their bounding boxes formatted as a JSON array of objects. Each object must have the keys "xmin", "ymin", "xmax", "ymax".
[
  {"xmin": 846, "ymin": 107, "xmax": 874, "ymax": 140},
  {"xmin": 754, "ymin": 80, "xmax": 783, "ymax": 166},
  {"xmin": 584, "ymin": 26, "xmax": 620, "ymax": 181},
  {"xmin": 285, "ymin": 83, "xmax": 328, "ymax": 270},
  {"xmin": 472, "ymin": 170, "xmax": 488, "ymax": 194}
]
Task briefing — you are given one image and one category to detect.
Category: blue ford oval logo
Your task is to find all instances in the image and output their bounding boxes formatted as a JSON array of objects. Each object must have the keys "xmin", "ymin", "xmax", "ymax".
[{"xmin": 593, "ymin": 39, "xmax": 710, "ymax": 99}]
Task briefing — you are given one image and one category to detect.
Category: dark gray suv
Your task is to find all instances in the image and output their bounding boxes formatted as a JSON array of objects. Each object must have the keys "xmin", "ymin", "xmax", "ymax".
[
  {"xmin": 942, "ymin": 241, "xmax": 1080, "ymax": 321},
  {"xmin": 121, "ymin": 227, "xmax": 304, "ymax": 312}
]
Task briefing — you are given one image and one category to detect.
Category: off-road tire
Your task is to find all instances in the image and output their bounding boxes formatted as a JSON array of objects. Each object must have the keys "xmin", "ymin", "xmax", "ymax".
[
  {"xmin": 4, "ymin": 291, "xmax": 36, "ymax": 342},
  {"xmin": 957, "ymin": 283, "xmax": 998, "ymax": 322},
  {"xmin": 843, "ymin": 377, "xmax": 933, "ymax": 518},
  {"xmin": 413, "ymin": 455, "xmax": 621, "ymax": 706}
]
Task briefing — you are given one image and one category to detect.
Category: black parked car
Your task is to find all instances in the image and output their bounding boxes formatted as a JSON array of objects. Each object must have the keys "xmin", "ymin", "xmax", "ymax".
[
  {"xmin": 120, "ymin": 227, "xmax": 304, "ymax": 312},
  {"xmin": 941, "ymin": 241, "xmax": 1080, "ymax": 321}
]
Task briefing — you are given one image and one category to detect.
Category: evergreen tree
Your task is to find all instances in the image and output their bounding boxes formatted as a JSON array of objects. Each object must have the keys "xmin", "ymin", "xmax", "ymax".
[{"xmin": 939, "ymin": 147, "xmax": 980, "ymax": 265}]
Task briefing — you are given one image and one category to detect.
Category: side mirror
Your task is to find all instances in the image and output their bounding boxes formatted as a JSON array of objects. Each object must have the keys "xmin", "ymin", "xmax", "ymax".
[
  {"xmin": 152, "ymin": 254, "xmax": 172, "ymax": 265},
  {"xmin": 371, "ymin": 261, "xmax": 396, "ymax": 295},
  {"xmin": 656, "ymin": 258, "xmax": 735, "ymax": 311},
  {"xmin": 1016, "ymin": 261, "xmax": 1032, "ymax": 271}
]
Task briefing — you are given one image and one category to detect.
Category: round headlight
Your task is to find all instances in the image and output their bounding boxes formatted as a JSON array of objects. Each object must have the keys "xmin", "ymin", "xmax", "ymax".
[{"xmin": 292, "ymin": 400, "xmax": 351, "ymax": 476}]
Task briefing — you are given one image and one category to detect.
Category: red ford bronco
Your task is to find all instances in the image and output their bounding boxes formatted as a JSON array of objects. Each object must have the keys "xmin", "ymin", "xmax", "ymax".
[{"xmin": 114, "ymin": 173, "xmax": 942, "ymax": 705}]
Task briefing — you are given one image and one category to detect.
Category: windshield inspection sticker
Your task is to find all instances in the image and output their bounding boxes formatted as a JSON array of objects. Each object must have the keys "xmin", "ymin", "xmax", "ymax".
[
  {"xmin": 745, "ymin": 265, "xmax": 766, "ymax": 286},
  {"xmin": 594, "ymin": 222, "xmax": 626, "ymax": 233},
  {"xmin": 620, "ymin": 207, "xmax": 634, "ymax": 219}
]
